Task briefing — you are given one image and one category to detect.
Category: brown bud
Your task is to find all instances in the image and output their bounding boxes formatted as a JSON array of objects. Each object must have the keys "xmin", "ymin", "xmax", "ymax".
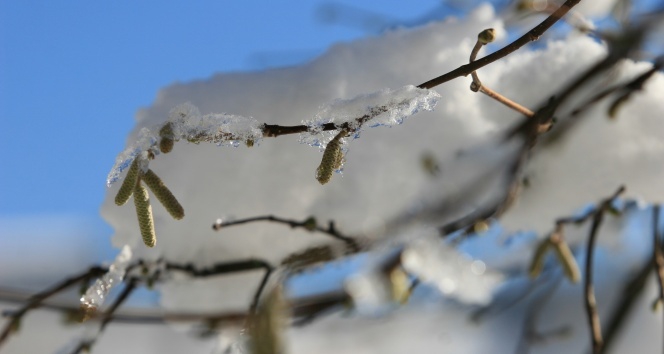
[{"xmin": 159, "ymin": 122, "xmax": 175, "ymax": 153}]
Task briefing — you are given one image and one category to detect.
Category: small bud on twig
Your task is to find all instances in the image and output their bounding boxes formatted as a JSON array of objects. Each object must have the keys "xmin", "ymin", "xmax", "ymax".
[
  {"xmin": 158, "ymin": 122, "xmax": 175, "ymax": 154},
  {"xmin": 478, "ymin": 28, "xmax": 496, "ymax": 45}
]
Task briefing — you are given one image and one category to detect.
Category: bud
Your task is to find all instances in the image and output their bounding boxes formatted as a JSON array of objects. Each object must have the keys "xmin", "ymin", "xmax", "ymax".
[
  {"xmin": 158, "ymin": 122, "xmax": 175, "ymax": 153},
  {"xmin": 141, "ymin": 169, "xmax": 185, "ymax": 220},
  {"xmin": 478, "ymin": 28, "xmax": 496, "ymax": 45},
  {"xmin": 302, "ymin": 216, "xmax": 317, "ymax": 231},
  {"xmin": 114, "ymin": 159, "xmax": 140, "ymax": 206},
  {"xmin": 134, "ymin": 182, "xmax": 156, "ymax": 247}
]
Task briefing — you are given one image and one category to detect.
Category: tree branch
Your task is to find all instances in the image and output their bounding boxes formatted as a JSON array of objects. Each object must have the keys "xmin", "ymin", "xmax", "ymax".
[
  {"xmin": 213, "ymin": 215, "xmax": 361, "ymax": 252},
  {"xmin": 258, "ymin": 0, "xmax": 582, "ymax": 138},
  {"xmin": 0, "ymin": 266, "xmax": 106, "ymax": 349},
  {"xmin": 582, "ymin": 186, "xmax": 626, "ymax": 354}
]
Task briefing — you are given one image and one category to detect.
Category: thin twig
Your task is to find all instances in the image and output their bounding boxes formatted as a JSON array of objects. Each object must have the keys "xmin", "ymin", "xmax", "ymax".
[
  {"xmin": 582, "ymin": 186, "xmax": 626, "ymax": 354},
  {"xmin": 213, "ymin": 215, "xmax": 361, "ymax": 252},
  {"xmin": 585, "ymin": 205, "xmax": 605, "ymax": 354},
  {"xmin": 652, "ymin": 205, "xmax": 664, "ymax": 354},
  {"xmin": 165, "ymin": 259, "xmax": 274, "ymax": 313},
  {"xmin": 469, "ymin": 31, "xmax": 536, "ymax": 118},
  {"xmin": 73, "ymin": 278, "xmax": 140, "ymax": 354},
  {"xmin": 599, "ymin": 234, "xmax": 657, "ymax": 354},
  {"xmin": 257, "ymin": 0, "xmax": 582, "ymax": 138},
  {"xmin": 419, "ymin": 0, "xmax": 581, "ymax": 89},
  {"xmin": 0, "ymin": 266, "xmax": 106, "ymax": 349}
]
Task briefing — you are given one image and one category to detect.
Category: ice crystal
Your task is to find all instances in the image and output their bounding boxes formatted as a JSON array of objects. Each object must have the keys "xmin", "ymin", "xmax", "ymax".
[
  {"xmin": 80, "ymin": 245, "xmax": 133, "ymax": 311},
  {"xmin": 299, "ymin": 85, "xmax": 440, "ymax": 149},
  {"xmin": 107, "ymin": 103, "xmax": 263, "ymax": 186}
]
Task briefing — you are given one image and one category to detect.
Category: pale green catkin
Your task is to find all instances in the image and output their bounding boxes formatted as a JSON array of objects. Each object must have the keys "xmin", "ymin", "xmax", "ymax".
[
  {"xmin": 248, "ymin": 286, "xmax": 287, "ymax": 354},
  {"xmin": 159, "ymin": 122, "xmax": 175, "ymax": 154},
  {"xmin": 133, "ymin": 182, "xmax": 156, "ymax": 247},
  {"xmin": 551, "ymin": 239, "xmax": 581, "ymax": 283},
  {"xmin": 141, "ymin": 169, "xmax": 185, "ymax": 220},
  {"xmin": 528, "ymin": 238, "xmax": 551, "ymax": 279},
  {"xmin": 114, "ymin": 159, "xmax": 140, "ymax": 206},
  {"xmin": 316, "ymin": 131, "xmax": 346, "ymax": 185}
]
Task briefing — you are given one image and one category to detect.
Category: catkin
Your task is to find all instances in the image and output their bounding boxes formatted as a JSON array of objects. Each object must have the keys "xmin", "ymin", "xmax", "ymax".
[
  {"xmin": 528, "ymin": 239, "xmax": 551, "ymax": 279},
  {"xmin": 159, "ymin": 122, "xmax": 175, "ymax": 154},
  {"xmin": 551, "ymin": 239, "xmax": 581, "ymax": 283},
  {"xmin": 248, "ymin": 286, "xmax": 287, "ymax": 354},
  {"xmin": 315, "ymin": 131, "xmax": 346, "ymax": 185},
  {"xmin": 114, "ymin": 159, "xmax": 140, "ymax": 206},
  {"xmin": 141, "ymin": 169, "xmax": 185, "ymax": 220},
  {"xmin": 133, "ymin": 182, "xmax": 156, "ymax": 247}
]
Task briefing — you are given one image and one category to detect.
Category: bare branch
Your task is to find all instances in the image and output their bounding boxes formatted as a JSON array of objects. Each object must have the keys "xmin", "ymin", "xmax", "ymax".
[
  {"xmin": 582, "ymin": 186, "xmax": 625, "ymax": 354},
  {"xmin": 258, "ymin": 0, "xmax": 582, "ymax": 139},
  {"xmin": 213, "ymin": 215, "xmax": 361, "ymax": 252},
  {"xmin": 0, "ymin": 266, "xmax": 106, "ymax": 349}
]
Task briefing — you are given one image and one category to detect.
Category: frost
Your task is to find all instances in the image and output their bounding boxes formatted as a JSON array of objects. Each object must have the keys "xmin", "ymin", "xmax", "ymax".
[
  {"xmin": 106, "ymin": 128, "xmax": 157, "ymax": 186},
  {"xmin": 167, "ymin": 102, "xmax": 263, "ymax": 148},
  {"xmin": 106, "ymin": 102, "xmax": 263, "ymax": 186},
  {"xmin": 401, "ymin": 237, "xmax": 503, "ymax": 305},
  {"xmin": 80, "ymin": 245, "xmax": 133, "ymax": 311},
  {"xmin": 299, "ymin": 85, "xmax": 440, "ymax": 149}
]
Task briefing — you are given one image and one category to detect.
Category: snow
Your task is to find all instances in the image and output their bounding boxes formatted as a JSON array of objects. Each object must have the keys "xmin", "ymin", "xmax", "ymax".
[
  {"xmin": 106, "ymin": 103, "xmax": 263, "ymax": 186},
  {"xmin": 401, "ymin": 235, "xmax": 503, "ymax": 305},
  {"xmin": 95, "ymin": 2, "xmax": 664, "ymax": 353},
  {"xmin": 80, "ymin": 245, "xmax": 132, "ymax": 312}
]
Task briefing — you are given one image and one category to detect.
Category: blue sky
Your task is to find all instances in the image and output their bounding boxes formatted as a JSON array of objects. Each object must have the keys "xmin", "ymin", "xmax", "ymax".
[{"xmin": 0, "ymin": 1, "xmax": 446, "ymax": 222}]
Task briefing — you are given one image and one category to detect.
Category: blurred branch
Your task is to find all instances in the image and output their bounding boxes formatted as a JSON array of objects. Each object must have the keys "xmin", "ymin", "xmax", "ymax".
[
  {"xmin": 213, "ymin": 215, "xmax": 361, "ymax": 252},
  {"xmin": 582, "ymin": 186, "xmax": 625, "ymax": 354},
  {"xmin": 0, "ymin": 266, "xmax": 107, "ymax": 349},
  {"xmin": 165, "ymin": 259, "xmax": 274, "ymax": 313},
  {"xmin": 72, "ymin": 278, "xmax": 139, "ymax": 354}
]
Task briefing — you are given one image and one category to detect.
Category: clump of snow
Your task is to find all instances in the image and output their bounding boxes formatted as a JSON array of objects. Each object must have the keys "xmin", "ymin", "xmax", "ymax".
[
  {"xmin": 106, "ymin": 103, "xmax": 263, "ymax": 186},
  {"xmin": 80, "ymin": 245, "xmax": 133, "ymax": 311},
  {"xmin": 299, "ymin": 85, "xmax": 440, "ymax": 149},
  {"xmin": 167, "ymin": 103, "xmax": 263, "ymax": 148},
  {"xmin": 401, "ymin": 236, "xmax": 503, "ymax": 305}
]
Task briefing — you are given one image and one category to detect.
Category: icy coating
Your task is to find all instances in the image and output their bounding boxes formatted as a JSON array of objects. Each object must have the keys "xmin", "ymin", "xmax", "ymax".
[
  {"xmin": 401, "ymin": 238, "xmax": 503, "ymax": 305},
  {"xmin": 299, "ymin": 85, "xmax": 440, "ymax": 149},
  {"xmin": 107, "ymin": 103, "xmax": 263, "ymax": 186},
  {"xmin": 80, "ymin": 245, "xmax": 133, "ymax": 311}
]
